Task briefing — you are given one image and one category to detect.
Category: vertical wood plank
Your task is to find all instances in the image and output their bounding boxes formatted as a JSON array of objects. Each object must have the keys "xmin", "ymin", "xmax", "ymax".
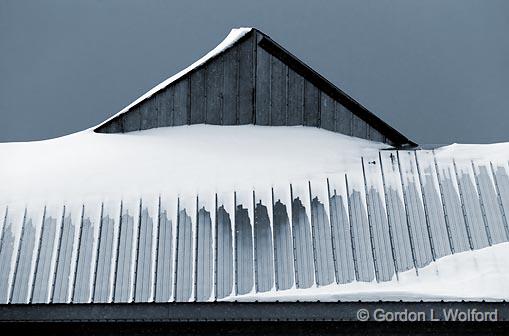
[
  {"xmin": 287, "ymin": 68, "xmax": 304, "ymax": 126},
  {"xmin": 320, "ymin": 93, "xmax": 335, "ymax": 131},
  {"xmin": 222, "ymin": 47, "xmax": 239, "ymax": 125},
  {"xmin": 270, "ymin": 57, "xmax": 286, "ymax": 126},
  {"xmin": 173, "ymin": 79, "xmax": 189, "ymax": 126},
  {"xmin": 238, "ymin": 35, "xmax": 254, "ymax": 124},
  {"xmin": 303, "ymin": 81, "xmax": 319, "ymax": 127},
  {"xmin": 190, "ymin": 71, "xmax": 206, "ymax": 124},
  {"xmin": 205, "ymin": 58, "xmax": 223, "ymax": 125}
]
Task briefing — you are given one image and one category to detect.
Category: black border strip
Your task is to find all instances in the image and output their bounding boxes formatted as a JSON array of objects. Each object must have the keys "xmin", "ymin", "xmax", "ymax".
[{"xmin": 0, "ymin": 302, "xmax": 507, "ymax": 322}]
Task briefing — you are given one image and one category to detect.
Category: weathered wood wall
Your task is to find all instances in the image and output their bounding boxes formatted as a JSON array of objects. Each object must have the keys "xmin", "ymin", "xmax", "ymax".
[{"xmin": 96, "ymin": 30, "xmax": 407, "ymax": 146}]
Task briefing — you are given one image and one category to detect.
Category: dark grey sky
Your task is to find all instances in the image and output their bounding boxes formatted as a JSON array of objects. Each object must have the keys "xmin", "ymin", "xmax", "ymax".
[{"xmin": 1, "ymin": 0, "xmax": 508, "ymax": 144}]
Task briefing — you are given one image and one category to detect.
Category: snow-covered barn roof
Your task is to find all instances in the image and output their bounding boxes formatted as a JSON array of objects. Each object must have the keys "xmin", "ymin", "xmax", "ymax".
[
  {"xmin": 0, "ymin": 125, "xmax": 508, "ymax": 305},
  {"xmin": 1, "ymin": 28, "xmax": 508, "ymax": 314}
]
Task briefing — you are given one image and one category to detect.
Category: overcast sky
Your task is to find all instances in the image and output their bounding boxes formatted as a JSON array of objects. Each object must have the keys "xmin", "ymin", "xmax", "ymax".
[{"xmin": 1, "ymin": 0, "xmax": 508, "ymax": 144}]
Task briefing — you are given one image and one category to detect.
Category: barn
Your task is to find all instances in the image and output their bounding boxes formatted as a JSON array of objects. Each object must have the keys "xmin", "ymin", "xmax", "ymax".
[{"xmin": 0, "ymin": 28, "xmax": 508, "ymax": 324}]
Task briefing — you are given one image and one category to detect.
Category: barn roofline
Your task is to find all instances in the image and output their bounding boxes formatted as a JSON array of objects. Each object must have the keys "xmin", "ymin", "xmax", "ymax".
[{"xmin": 95, "ymin": 28, "xmax": 416, "ymax": 147}]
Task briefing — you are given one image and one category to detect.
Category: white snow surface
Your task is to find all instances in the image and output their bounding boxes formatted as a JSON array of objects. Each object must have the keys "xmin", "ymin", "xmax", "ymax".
[
  {"xmin": 227, "ymin": 243, "xmax": 509, "ymax": 302},
  {"xmin": 2, "ymin": 125, "xmax": 509, "ymax": 301},
  {"xmin": 0, "ymin": 125, "xmax": 388, "ymax": 206},
  {"xmin": 94, "ymin": 27, "xmax": 253, "ymax": 130}
]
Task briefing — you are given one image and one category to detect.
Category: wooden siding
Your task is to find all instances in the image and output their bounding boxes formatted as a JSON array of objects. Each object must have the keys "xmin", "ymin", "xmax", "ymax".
[{"xmin": 96, "ymin": 30, "xmax": 406, "ymax": 146}]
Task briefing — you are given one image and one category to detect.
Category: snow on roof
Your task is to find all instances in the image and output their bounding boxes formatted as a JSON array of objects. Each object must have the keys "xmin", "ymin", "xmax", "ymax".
[
  {"xmin": 1, "ymin": 125, "xmax": 509, "ymax": 303},
  {"xmin": 94, "ymin": 28, "xmax": 253, "ymax": 130}
]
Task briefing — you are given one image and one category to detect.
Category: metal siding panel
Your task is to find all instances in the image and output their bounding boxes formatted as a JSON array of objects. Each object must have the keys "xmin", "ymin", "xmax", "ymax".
[
  {"xmin": 52, "ymin": 210, "xmax": 76, "ymax": 303},
  {"xmin": 291, "ymin": 184, "xmax": 314, "ymax": 288},
  {"xmin": 254, "ymin": 198, "xmax": 274, "ymax": 292},
  {"xmin": 156, "ymin": 86, "xmax": 174, "ymax": 127},
  {"xmin": 196, "ymin": 207, "xmax": 213, "ymax": 301},
  {"xmin": 205, "ymin": 59, "xmax": 223, "ymax": 125},
  {"xmin": 135, "ymin": 207, "xmax": 155, "ymax": 302},
  {"xmin": 303, "ymin": 81, "xmax": 319, "ymax": 127},
  {"xmin": 346, "ymin": 174, "xmax": 375, "ymax": 282},
  {"xmin": 362, "ymin": 156, "xmax": 396, "ymax": 282},
  {"xmin": 216, "ymin": 202, "xmax": 233, "ymax": 299},
  {"xmin": 271, "ymin": 188, "xmax": 294, "ymax": 290},
  {"xmin": 173, "ymin": 79, "xmax": 189, "ymax": 126},
  {"xmin": 454, "ymin": 162, "xmax": 490, "ymax": 249},
  {"xmin": 190, "ymin": 70, "xmax": 206, "ymax": 124},
  {"xmin": 73, "ymin": 216, "xmax": 94, "ymax": 303},
  {"xmin": 309, "ymin": 191, "xmax": 335, "ymax": 286},
  {"xmin": 0, "ymin": 219, "xmax": 15, "ymax": 303},
  {"xmin": 320, "ymin": 93, "xmax": 335, "ymax": 132},
  {"xmin": 255, "ymin": 46, "xmax": 270, "ymax": 126},
  {"xmin": 415, "ymin": 151, "xmax": 452, "ymax": 258},
  {"xmin": 175, "ymin": 209, "xmax": 193, "ymax": 302},
  {"xmin": 155, "ymin": 200, "xmax": 174, "ymax": 302},
  {"xmin": 11, "ymin": 216, "xmax": 37, "ymax": 303},
  {"xmin": 398, "ymin": 151, "xmax": 433, "ymax": 268},
  {"xmin": 492, "ymin": 164, "xmax": 509, "ymax": 240},
  {"xmin": 122, "ymin": 105, "xmax": 141, "ymax": 132},
  {"xmin": 238, "ymin": 35, "xmax": 254, "ymax": 124},
  {"xmin": 114, "ymin": 206, "xmax": 136, "ymax": 302},
  {"xmin": 270, "ymin": 56, "xmax": 287, "ymax": 126},
  {"xmin": 287, "ymin": 68, "xmax": 304, "ymax": 126},
  {"xmin": 32, "ymin": 214, "xmax": 58, "ymax": 303},
  {"xmin": 433, "ymin": 155, "xmax": 471, "ymax": 253},
  {"xmin": 93, "ymin": 212, "xmax": 116, "ymax": 303},
  {"xmin": 234, "ymin": 203, "xmax": 254, "ymax": 295},
  {"xmin": 140, "ymin": 99, "xmax": 158, "ymax": 130},
  {"xmin": 222, "ymin": 47, "xmax": 239, "ymax": 125},
  {"xmin": 335, "ymin": 104, "xmax": 352, "ymax": 136},
  {"xmin": 379, "ymin": 152, "xmax": 414, "ymax": 272},
  {"xmin": 328, "ymin": 176, "xmax": 356, "ymax": 283},
  {"xmin": 474, "ymin": 164, "xmax": 508, "ymax": 244}
]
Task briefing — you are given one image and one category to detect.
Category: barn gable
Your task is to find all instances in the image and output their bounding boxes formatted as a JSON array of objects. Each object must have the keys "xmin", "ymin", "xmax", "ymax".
[{"xmin": 95, "ymin": 28, "xmax": 415, "ymax": 147}]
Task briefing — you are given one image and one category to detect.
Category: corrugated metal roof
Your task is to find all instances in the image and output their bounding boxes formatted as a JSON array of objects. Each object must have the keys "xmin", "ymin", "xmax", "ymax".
[{"xmin": 1, "ymin": 148, "xmax": 508, "ymax": 303}]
